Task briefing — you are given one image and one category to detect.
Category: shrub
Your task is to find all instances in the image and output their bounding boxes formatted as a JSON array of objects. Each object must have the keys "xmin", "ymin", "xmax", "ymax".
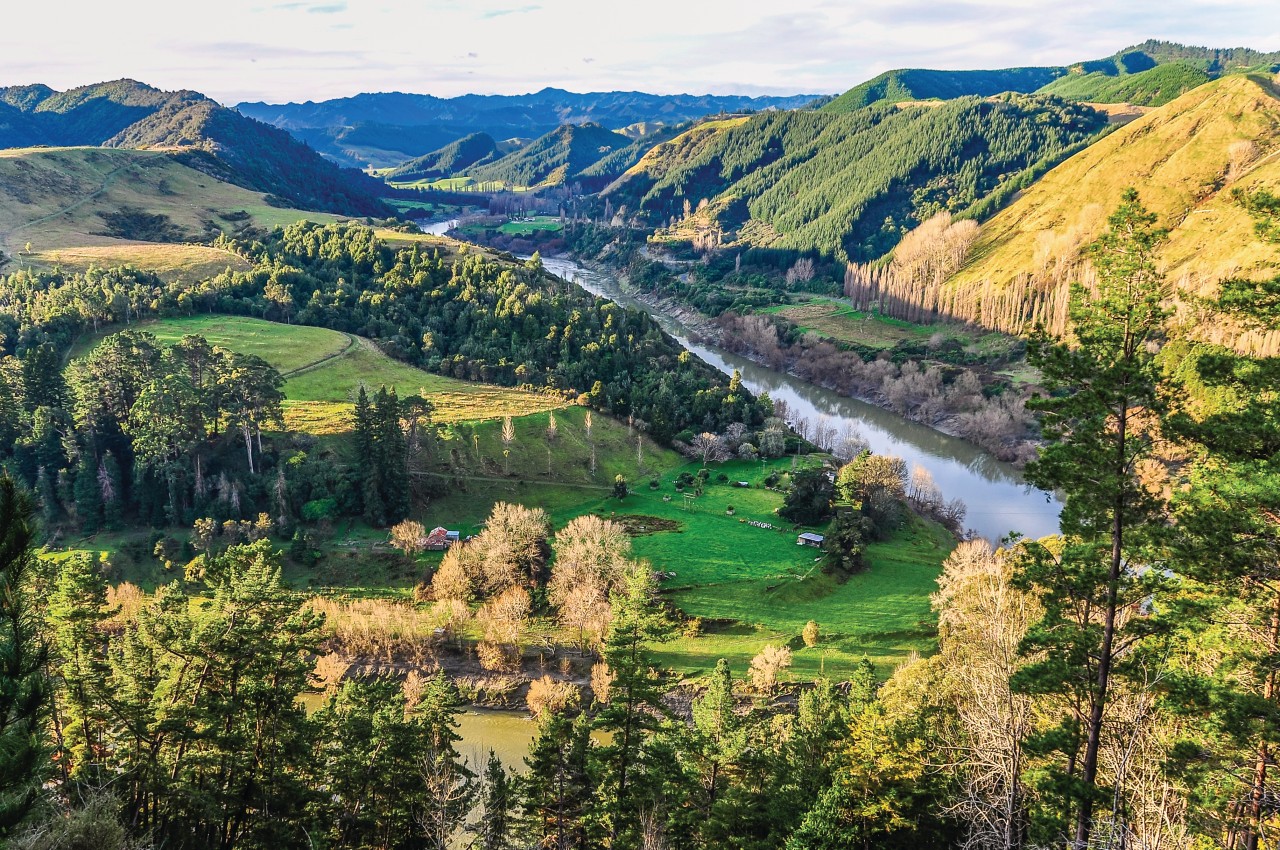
[
  {"xmin": 527, "ymin": 675, "xmax": 579, "ymax": 717},
  {"xmin": 802, "ymin": 620, "xmax": 820, "ymax": 647},
  {"xmin": 302, "ymin": 498, "xmax": 338, "ymax": 522}
]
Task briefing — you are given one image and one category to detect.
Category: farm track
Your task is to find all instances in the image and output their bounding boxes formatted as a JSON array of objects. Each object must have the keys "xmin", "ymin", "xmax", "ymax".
[
  {"xmin": 279, "ymin": 332, "xmax": 359, "ymax": 378},
  {"xmin": 0, "ymin": 151, "xmax": 167, "ymax": 248}
]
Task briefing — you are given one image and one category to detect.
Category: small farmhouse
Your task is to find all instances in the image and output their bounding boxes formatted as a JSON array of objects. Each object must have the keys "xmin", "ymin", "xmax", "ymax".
[
  {"xmin": 425, "ymin": 527, "xmax": 462, "ymax": 551},
  {"xmin": 797, "ymin": 532, "xmax": 825, "ymax": 548}
]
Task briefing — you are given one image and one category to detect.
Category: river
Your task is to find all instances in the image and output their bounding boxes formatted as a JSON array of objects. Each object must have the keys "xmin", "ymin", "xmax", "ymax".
[{"xmin": 538, "ymin": 256, "xmax": 1062, "ymax": 542}]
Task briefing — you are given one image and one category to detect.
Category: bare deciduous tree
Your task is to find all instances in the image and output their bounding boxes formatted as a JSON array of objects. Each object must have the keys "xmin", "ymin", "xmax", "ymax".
[
  {"xmin": 390, "ymin": 519, "xmax": 427, "ymax": 559},
  {"xmin": 748, "ymin": 644, "xmax": 792, "ymax": 694}
]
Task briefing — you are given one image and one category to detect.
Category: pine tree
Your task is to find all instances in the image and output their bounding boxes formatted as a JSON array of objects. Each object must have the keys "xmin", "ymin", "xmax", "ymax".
[
  {"xmin": 0, "ymin": 476, "xmax": 51, "ymax": 836},
  {"xmin": 594, "ymin": 565, "xmax": 674, "ymax": 844},
  {"xmin": 1162, "ymin": 270, "xmax": 1280, "ymax": 850},
  {"xmin": 19, "ymin": 342, "xmax": 66, "ymax": 411},
  {"xmin": 522, "ymin": 710, "xmax": 593, "ymax": 850},
  {"xmin": 48, "ymin": 553, "xmax": 109, "ymax": 781},
  {"xmin": 73, "ymin": 454, "xmax": 102, "ymax": 534},
  {"xmin": 35, "ymin": 466, "xmax": 58, "ymax": 531},
  {"xmin": 1014, "ymin": 189, "xmax": 1171, "ymax": 849},
  {"xmin": 378, "ymin": 389, "xmax": 410, "ymax": 524},
  {"xmin": 474, "ymin": 751, "xmax": 515, "ymax": 850},
  {"xmin": 99, "ymin": 452, "xmax": 123, "ymax": 530}
]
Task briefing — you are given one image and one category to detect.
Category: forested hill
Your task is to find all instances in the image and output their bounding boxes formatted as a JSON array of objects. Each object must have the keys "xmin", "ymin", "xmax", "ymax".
[
  {"xmin": 821, "ymin": 67, "xmax": 1065, "ymax": 112},
  {"xmin": 466, "ymin": 123, "xmax": 634, "ymax": 189},
  {"xmin": 852, "ymin": 74, "xmax": 1280, "ymax": 350},
  {"xmin": 818, "ymin": 41, "xmax": 1280, "ymax": 114},
  {"xmin": 382, "ymin": 132, "xmax": 500, "ymax": 181},
  {"xmin": 606, "ymin": 94, "xmax": 1106, "ymax": 262},
  {"xmin": 237, "ymin": 87, "xmax": 821, "ymax": 167},
  {"xmin": 0, "ymin": 79, "xmax": 389, "ymax": 216}
]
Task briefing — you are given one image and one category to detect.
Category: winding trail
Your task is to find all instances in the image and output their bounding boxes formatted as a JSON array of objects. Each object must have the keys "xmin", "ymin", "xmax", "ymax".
[
  {"xmin": 278, "ymin": 332, "xmax": 359, "ymax": 379},
  {"xmin": 0, "ymin": 150, "xmax": 168, "ymax": 249}
]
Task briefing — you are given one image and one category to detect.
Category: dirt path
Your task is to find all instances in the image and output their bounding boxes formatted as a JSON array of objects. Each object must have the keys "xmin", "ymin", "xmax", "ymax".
[
  {"xmin": 0, "ymin": 151, "xmax": 169, "ymax": 251},
  {"xmin": 413, "ymin": 471, "xmax": 611, "ymax": 491},
  {"xmin": 279, "ymin": 332, "xmax": 359, "ymax": 379}
]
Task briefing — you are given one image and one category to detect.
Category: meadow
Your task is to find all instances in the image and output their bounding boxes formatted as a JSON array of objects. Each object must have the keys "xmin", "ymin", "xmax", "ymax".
[
  {"xmin": 67, "ymin": 313, "xmax": 952, "ymax": 680},
  {"xmin": 0, "ymin": 147, "xmax": 339, "ymax": 279},
  {"xmin": 497, "ymin": 216, "xmax": 564, "ymax": 235},
  {"xmin": 79, "ymin": 315, "xmax": 567, "ymax": 433}
]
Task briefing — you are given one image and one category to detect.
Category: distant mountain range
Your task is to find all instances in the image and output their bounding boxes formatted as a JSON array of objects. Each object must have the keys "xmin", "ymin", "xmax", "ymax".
[
  {"xmin": 235, "ymin": 88, "xmax": 823, "ymax": 169},
  {"xmin": 0, "ymin": 80, "xmax": 389, "ymax": 215}
]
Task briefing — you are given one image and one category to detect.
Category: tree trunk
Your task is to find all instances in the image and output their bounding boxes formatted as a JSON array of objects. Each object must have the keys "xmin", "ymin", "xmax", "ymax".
[
  {"xmin": 1074, "ymin": 404, "xmax": 1127, "ymax": 850},
  {"xmin": 1243, "ymin": 588, "xmax": 1280, "ymax": 850},
  {"xmin": 242, "ymin": 426, "xmax": 255, "ymax": 475}
]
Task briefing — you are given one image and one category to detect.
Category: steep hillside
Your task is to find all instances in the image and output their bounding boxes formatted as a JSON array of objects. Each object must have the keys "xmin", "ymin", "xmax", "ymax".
[
  {"xmin": 237, "ymin": 88, "xmax": 821, "ymax": 167},
  {"xmin": 576, "ymin": 124, "xmax": 683, "ymax": 190},
  {"xmin": 383, "ymin": 132, "xmax": 500, "ymax": 182},
  {"xmin": 607, "ymin": 95, "xmax": 1106, "ymax": 262},
  {"xmin": 1038, "ymin": 61, "xmax": 1212, "ymax": 106},
  {"xmin": 0, "ymin": 147, "xmax": 337, "ymax": 278},
  {"xmin": 877, "ymin": 75, "xmax": 1280, "ymax": 349},
  {"xmin": 822, "ymin": 67, "xmax": 1065, "ymax": 112},
  {"xmin": 466, "ymin": 123, "xmax": 633, "ymax": 188},
  {"xmin": 0, "ymin": 79, "xmax": 388, "ymax": 215}
]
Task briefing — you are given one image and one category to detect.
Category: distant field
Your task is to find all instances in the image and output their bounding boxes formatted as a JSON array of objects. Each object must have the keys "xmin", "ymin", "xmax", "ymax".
[
  {"xmin": 497, "ymin": 216, "xmax": 564, "ymax": 235},
  {"xmin": 0, "ymin": 147, "xmax": 340, "ymax": 278},
  {"xmin": 80, "ymin": 315, "xmax": 567, "ymax": 433},
  {"xmin": 387, "ymin": 175, "xmax": 533, "ymax": 193}
]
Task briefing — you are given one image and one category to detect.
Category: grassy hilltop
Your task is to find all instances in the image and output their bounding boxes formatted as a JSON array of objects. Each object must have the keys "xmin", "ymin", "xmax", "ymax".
[{"xmin": 0, "ymin": 147, "xmax": 340, "ymax": 278}]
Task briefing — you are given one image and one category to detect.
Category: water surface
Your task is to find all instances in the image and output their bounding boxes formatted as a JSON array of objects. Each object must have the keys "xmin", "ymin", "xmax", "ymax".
[{"xmin": 540, "ymin": 256, "xmax": 1062, "ymax": 542}]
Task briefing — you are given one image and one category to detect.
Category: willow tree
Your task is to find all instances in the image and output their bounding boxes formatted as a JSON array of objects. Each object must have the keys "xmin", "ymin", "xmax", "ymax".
[{"xmin": 1013, "ymin": 189, "xmax": 1171, "ymax": 849}]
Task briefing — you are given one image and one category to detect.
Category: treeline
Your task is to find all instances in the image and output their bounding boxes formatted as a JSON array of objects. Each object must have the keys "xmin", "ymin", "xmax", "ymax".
[
  {"xmin": 605, "ymin": 93, "xmax": 1106, "ymax": 263},
  {"xmin": 0, "ymin": 222, "xmax": 767, "ymax": 445},
  {"xmin": 0, "ymin": 328, "xmax": 305, "ymax": 536}
]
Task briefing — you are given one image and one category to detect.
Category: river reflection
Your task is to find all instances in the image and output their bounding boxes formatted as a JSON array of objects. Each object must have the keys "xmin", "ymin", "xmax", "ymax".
[{"xmin": 540, "ymin": 256, "xmax": 1062, "ymax": 542}]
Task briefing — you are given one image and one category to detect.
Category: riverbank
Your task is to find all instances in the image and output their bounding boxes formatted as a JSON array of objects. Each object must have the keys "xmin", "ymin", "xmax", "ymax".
[
  {"xmin": 535, "ymin": 253, "xmax": 1061, "ymax": 542},
  {"xmin": 553, "ymin": 253, "xmax": 1039, "ymax": 465}
]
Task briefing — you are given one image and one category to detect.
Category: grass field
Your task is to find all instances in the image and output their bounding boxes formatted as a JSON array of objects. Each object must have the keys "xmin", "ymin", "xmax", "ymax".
[
  {"xmin": 0, "ymin": 147, "xmax": 340, "ymax": 279},
  {"xmin": 497, "ymin": 216, "xmax": 564, "ymax": 235},
  {"xmin": 762, "ymin": 298, "xmax": 939, "ymax": 349},
  {"xmin": 415, "ymin": 449, "xmax": 951, "ymax": 677},
  {"xmin": 67, "ymin": 315, "xmax": 952, "ymax": 682},
  {"xmin": 761, "ymin": 297, "xmax": 1019, "ymax": 362},
  {"xmin": 78, "ymin": 315, "xmax": 567, "ymax": 433},
  {"xmin": 387, "ymin": 176, "xmax": 533, "ymax": 193}
]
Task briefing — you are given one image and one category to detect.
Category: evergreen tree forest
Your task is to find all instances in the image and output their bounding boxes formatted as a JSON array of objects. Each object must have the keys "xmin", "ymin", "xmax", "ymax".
[{"xmin": 604, "ymin": 93, "xmax": 1106, "ymax": 262}]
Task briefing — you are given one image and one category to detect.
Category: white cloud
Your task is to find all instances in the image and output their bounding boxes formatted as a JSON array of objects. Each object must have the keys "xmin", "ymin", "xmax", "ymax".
[{"xmin": 1, "ymin": 0, "xmax": 1277, "ymax": 103}]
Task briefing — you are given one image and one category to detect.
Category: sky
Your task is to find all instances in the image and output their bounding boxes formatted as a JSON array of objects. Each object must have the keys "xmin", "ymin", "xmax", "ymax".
[{"xmin": 3, "ymin": 0, "xmax": 1279, "ymax": 104}]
